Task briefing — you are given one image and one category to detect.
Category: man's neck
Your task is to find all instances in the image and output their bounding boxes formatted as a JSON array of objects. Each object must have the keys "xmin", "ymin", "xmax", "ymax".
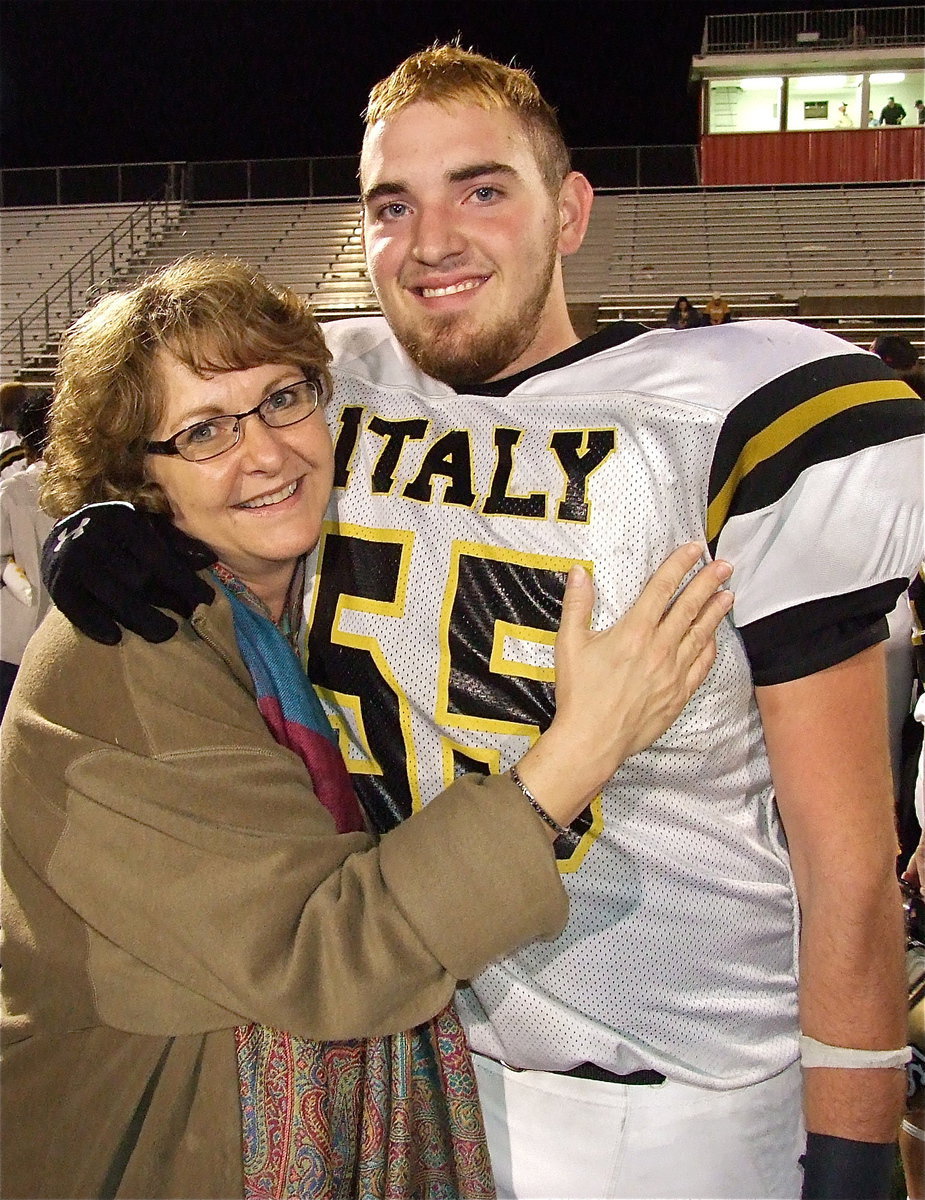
[{"xmin": 484, "ymin": 276, "xmax": 579, "ymax": 384}]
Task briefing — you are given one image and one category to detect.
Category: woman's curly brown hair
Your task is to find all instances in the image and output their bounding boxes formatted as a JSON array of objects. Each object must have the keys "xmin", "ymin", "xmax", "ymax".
[{"xmin": 42, "ymin": 254, "xmax": 331, "ymax": 518}]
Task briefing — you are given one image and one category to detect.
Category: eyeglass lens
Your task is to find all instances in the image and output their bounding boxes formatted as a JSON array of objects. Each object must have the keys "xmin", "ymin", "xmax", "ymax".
[{"xmin": 176, "ymin": 379, "xmax": 319, "ymax": 461}]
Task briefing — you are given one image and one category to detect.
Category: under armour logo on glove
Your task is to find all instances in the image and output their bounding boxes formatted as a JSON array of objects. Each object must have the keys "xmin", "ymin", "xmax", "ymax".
[
  {"xmin": 41, "ymin": 501, "xmax": 216, "ymax": 645},
  {"xmin": 52, "ymin": 517, "xmax": 90, "ymax": 554}
]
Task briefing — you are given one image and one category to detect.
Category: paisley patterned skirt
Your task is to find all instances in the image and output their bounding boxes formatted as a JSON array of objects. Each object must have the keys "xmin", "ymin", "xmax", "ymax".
[{"xmin": 236, "ymin": 1005, "xmax": 495, "ymax": 1198}]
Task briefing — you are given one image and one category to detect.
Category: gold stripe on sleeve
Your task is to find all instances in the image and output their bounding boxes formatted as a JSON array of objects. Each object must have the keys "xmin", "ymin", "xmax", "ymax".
[{"xmin": 706, "ymin": 379, "xmax": 909, "ymax": 543}]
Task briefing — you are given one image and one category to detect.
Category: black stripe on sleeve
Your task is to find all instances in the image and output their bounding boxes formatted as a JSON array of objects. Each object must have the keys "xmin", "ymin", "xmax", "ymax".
[
  {"xmin": 711, "ymin": 395, "xmax": 923, "ymax": 552},
  {"xmin": 706, "ymin": 353, "xmax": 923, "ymax": 553},
  {"xmin": 710, "ymin": 352, "xmax": 894, "ymax": 485},
  {"xmin": 739, "ymin": 577, "xmax": 909, "ymax": 685},
  {"xmin": 0, "ymin": 446, "xmax": 26, "ymax": 473}
]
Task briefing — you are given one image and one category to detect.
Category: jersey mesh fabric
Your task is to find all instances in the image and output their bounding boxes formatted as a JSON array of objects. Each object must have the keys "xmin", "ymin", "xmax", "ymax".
[{"xmin": 305, "ymin": 317, "xmax": 923, "ymax": 1088}]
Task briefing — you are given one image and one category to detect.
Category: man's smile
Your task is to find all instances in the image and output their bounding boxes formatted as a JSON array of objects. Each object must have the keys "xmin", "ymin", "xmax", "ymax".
[{"xmin": 417, "ymin": 277, "xmax": 489, "ymax": 299}]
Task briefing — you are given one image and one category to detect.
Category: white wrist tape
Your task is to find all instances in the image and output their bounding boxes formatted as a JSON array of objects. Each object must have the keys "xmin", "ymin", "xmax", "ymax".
[
  {"xmin": 901, "ymin": 1118, "xmax": 925, "ymax": 1143},
  {"xmin": 799, "ymin": 1034, "xmax": 911, "ymax": 1069}
]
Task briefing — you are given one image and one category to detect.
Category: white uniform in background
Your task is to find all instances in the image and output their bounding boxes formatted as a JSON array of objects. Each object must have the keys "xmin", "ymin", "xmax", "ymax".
[
  {"xmin": 0, "ymin": 429, "xmax": 26, "ymax": 482},
  {"xmin": 1, "ymin": 461, "xmax": 55, "ymax": 683}
]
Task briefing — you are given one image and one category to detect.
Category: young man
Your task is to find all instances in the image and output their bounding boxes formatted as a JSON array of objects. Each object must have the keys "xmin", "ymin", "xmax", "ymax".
[
  {"xmin": 880, "ymin": 96, "xmax": 907, "ymax": 125},
  {"xmin": 42, "ymin": 46, "xmax": 923, "ymax": 1200}
]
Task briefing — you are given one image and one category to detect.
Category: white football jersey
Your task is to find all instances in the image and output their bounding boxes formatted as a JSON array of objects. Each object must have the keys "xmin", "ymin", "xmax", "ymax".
[{"xmin": 304, "ymin": 316, "xmax": 923, "ymax": 1087}]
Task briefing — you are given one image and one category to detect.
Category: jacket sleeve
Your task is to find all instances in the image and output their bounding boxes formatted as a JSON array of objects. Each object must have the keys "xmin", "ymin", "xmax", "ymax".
[{"xmin": 1, "ymin": 604, "xmax": 567, "ymax": 1042}]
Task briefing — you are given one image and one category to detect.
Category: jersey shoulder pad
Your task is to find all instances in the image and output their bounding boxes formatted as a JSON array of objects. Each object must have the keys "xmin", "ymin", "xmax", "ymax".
[
  {"xmin": 324, "ymin": 316, "xmax": 452, "ymax": 396},
  {"xmin": 707, "ymin": 335, "xmax": 922, "ymax": 551}
]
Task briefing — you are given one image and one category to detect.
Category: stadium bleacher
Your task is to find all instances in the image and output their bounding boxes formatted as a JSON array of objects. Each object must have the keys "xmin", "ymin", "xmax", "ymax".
[
  {"xmin": 1, "ymin": 199, "xmax": 183, "ymax": 381},
  {"xmin": 568, "ymin": 186, "xmax": 924, "ymax": 350},
  {"xmin": 572, "ymin": 186, "xmax": 924, "ymax": 300},
  {"xmin": 2, "ymin": 183, "xmax": 923, "ymax": 383}
]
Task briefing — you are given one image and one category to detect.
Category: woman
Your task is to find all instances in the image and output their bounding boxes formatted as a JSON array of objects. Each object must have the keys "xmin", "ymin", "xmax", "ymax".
[
  {"xmin": 665, "ymin": 296, "xmax": 702, "ymax": 329},
  {"xmin": 0, "ymin": 257, "xmax": 732, "ymax": 1199}
]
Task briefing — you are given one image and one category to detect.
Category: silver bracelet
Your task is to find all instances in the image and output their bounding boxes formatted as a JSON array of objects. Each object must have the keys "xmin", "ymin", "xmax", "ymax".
[{"xmin": 509, "ymin": 766, "xmax": 581, "ymax": 847}]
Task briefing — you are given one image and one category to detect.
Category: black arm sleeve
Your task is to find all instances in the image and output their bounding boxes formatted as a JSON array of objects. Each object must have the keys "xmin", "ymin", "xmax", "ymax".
[
  {"xmin": 739, "ymin": 579, "xmax": 908, "ymax": 686},
  {"xmin": 800, "ymin": 1132, "xmax": 895, "ymax": 1200}
]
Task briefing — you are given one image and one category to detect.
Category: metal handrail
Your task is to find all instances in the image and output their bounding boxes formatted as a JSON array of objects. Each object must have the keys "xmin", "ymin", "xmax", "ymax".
[
  {"xmin": 0, "ymin": 160, "xmax": 185, "ymax": 207},
  {"xmin": 1, "ymin": 147, "xmax": 703, "ymax": 209},
  {"xmin": 1, "ymin": 192, "xmax": 176, "ymax": 371},
  {"xmin": 6, "ymin": 142, "xmax": 921, "ymax": 209},
  {"xmin": 701, "ymin": 5, "xmax": 925, "ymax": 55}
]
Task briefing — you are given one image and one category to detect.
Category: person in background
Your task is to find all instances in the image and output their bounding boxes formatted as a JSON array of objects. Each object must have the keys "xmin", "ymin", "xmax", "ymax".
[
  {"xmin": 665, "ymin": 295, "xmax": 701, "ymax": 328},
  {"xmin": 704, "ymin": 293, "xmax": 731, "ymax": 325},
  {"xmin": 901, "ymin": 924, "xmax": 925, "ymax": 1200},
  {"xmin": 0, "ymin": 381, "xmax": 28, "ymax": 478},
  {"xmin": 37, "ymin": 44, "xmax": 924, "ymax": 1200},
  {"xmin": 915, "ymin": 99, "xmax": 925, "ymax": 125},
  {"xmin": 871, "ymin": 334, "xmax": 925, "ymax": 400},
  {"xmin": 1, "ymin": 255, "xmax": 731, "ymax": 1200},
  {"xmin": 0, "ymin": 389, "xmax": 54, "ymax": 716},
  {"xmin": 834, "ymin": 102, "xmax": 854, "ymax": 128},
  {"xmin": 880, "ymin": 96, "xmax": 907, "ymax": 125}
]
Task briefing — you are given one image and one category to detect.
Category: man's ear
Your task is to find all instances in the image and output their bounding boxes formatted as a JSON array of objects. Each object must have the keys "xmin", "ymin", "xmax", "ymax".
[{"xmin": 557, "ymin": 172, "xmax": 594, "ymax": 257}]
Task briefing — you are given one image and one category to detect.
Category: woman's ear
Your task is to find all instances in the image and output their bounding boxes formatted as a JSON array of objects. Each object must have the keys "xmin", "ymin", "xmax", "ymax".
[{"xmin": 557, "ymin": 172, "xmax": 594, "ymax": 258}]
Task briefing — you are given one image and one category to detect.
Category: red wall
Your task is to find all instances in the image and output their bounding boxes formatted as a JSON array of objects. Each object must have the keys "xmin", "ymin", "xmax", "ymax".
[{"xmin": 701, "ymin": 128, "xmax": 924, "ymax": 185}]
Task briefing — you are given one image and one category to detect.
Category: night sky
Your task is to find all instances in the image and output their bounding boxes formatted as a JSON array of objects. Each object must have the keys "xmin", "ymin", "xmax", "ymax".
[{"xmin": 0, "ymin": 0, "xmax": 910, "ymax": 170}]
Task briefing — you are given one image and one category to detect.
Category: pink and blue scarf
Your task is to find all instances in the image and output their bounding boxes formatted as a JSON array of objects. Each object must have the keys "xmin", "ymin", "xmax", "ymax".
[{"xmin": 215, "ymin": 569, "xmax": 494, "ymax": 1200}]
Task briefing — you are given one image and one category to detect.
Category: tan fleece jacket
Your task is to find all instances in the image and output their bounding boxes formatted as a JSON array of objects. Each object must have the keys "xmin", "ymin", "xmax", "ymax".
[{"xmin": 1, "ymin": 588, "xmax": 567, "ymax": 1198}]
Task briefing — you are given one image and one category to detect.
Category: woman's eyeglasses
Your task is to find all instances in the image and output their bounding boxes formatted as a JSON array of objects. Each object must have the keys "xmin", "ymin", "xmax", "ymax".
[{"xmin": 146, "ymin": 377, "xmax": 325, "ymax": 463}]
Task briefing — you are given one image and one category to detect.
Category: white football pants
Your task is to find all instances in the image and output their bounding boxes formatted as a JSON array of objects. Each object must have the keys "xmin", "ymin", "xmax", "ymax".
[{"xmin": 472, "ymin": 1053, "xmax": 804, "ymax": 1199}]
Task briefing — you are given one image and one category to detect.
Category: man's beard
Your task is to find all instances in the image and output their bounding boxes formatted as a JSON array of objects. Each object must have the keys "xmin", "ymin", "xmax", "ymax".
[{"xmin": 385, "ymin": 243, "xmax": 559, "ymax": 390}]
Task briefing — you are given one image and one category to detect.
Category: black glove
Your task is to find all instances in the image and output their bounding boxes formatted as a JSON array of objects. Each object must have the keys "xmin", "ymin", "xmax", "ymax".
[
  {"xmin": 800, "ymin": 1132, "xmax": 895, "ymax": 1199},
  {"xmin": 42, "ymin": 502, "xmax": 217, "ymax": 645}
]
